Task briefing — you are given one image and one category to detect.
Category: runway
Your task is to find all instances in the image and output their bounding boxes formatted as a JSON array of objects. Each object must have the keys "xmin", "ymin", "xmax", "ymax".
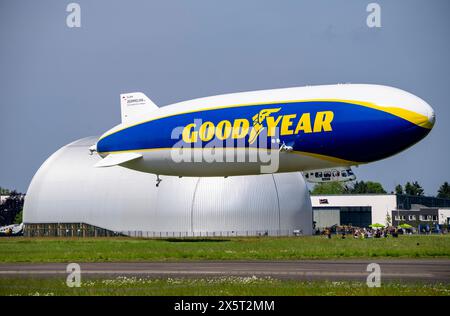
[{"xmin": 0, "ymin": 259, "xmax": 449, "ymax": 282}]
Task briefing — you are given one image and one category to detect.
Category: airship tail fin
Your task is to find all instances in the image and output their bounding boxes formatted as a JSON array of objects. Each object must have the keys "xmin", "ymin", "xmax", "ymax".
[
  {"xmin": 120, "ymin": 92, "xmax": 158, "ymax": 123},
  {"xmin": 94, "ymin": 152, "xmax": 143, "ymax": 168}
]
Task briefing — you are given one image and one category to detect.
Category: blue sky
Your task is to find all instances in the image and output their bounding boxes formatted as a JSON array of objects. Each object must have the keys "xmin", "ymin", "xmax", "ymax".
[{"xmin": 0, "ymin": 0, "xmax": 449, "ymax": 194}]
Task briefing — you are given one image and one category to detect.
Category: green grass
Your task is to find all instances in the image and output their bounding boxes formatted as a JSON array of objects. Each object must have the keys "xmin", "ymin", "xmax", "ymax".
[
  {"xmin": 0, "ymin": 235, "xmax": 449, "ymax": 262},
  {"xmin": 0, "ymin": 276, "xmax": 448, "ymax": 296}
]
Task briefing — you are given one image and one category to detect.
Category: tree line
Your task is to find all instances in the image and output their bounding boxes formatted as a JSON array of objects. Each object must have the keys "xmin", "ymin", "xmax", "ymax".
[
  {"xmin": 0, "ymin": 187, "xmax": 10, "ymax": 195},
  {"xmin": 311, "ymin": 180, "xmax": 450, "ymax": 198}
]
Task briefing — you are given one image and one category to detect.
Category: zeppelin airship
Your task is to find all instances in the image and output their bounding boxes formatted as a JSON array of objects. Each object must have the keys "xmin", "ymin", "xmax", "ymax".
[{"xmin": 93, "ymin": 84, "xmax": 435, "ymax": 182}]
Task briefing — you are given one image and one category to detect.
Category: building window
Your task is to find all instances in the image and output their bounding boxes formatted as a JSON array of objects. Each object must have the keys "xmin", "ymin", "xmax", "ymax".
[
  {"xmin": 432, "ymin": 215, "xmax": 438, "ymax": 221},
  {"xmin": 394, "ymin": 215, "xmax": 401, "ymax": 221},
  {"xmin": 408, "ymin": 215, "xmax": 416, "ymax": 221},
  {"xmin": 420, "ymin": 215, "xmax": 434, "ymax": 221}
]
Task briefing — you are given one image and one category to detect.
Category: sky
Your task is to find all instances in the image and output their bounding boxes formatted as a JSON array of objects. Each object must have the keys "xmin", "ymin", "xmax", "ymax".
[{"xmin": 0, "ymin": 0, "xmax": 449, "ymax": 195}]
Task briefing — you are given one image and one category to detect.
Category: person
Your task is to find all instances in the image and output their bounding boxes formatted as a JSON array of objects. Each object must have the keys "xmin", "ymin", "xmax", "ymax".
[
  {"xmin": 325, "ymin": 228, "xmax": 331, "ymax": 239},
  {"xmin": 392, "ymin": 228, "xmax": 399, "ymax": 238},
  {"xmin": 341, "ymin": 231, "xmax": 346, "ymax": 239}
]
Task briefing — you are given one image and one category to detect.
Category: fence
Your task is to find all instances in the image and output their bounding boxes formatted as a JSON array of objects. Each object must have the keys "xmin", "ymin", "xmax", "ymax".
[
  {"xmin": 23, "ymin": 223, "xmax": 304, "ymax": 238},
  {"xmin": 24, "ymin": 223, "xmax": 120, "ymax": 237}
]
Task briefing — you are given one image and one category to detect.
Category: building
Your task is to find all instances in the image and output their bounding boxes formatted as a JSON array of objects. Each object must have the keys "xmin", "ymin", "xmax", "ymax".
[
  {"xmin": 23, "ymin": 136, "xmax": 313, "ymax": 237},
  {"xmin": 392, "ymin": 195, "xmax": 450, "ymax": 227},
  {"xmin": 311, "ymin": 194, "xmax": 450, "ymax": 230}
]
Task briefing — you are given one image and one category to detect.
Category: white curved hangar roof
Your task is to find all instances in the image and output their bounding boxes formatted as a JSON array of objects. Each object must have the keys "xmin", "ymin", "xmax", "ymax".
[{"xmin": 23, "ymin": 137, "xmax": 312, "ymax": 236}]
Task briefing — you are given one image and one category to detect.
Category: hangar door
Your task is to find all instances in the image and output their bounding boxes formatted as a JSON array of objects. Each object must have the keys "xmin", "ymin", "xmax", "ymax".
[
  {"xmin": 313, "ymin": 206, "xmax": 372, "ymax": 228},
  {"xmin": 340, "ymin": 207, "xmax": 372, "ymax": 227},
  {"xmin": 313, "ymin": 208, "xmax": 340, "ymax": 229}
]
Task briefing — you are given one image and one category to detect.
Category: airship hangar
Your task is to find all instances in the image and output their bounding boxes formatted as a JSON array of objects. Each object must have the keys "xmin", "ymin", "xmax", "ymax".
[
  {"xmin": 21, "ymin": 136, "xmax": 450, "ymax": 237},
  {"xmin": 23, "ymin": 136, "xmax": 313, "ymax": 237}
]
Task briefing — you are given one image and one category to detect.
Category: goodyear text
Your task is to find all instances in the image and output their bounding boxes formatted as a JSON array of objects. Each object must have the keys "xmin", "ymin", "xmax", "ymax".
[{"xmin": 181, "ymin": 109, "xmax": 334, "ymax": 144}]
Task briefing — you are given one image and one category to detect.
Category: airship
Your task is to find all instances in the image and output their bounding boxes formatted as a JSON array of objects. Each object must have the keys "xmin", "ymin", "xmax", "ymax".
[{"xmin": 93, "ymin": 84, "xmax": 435, "ymax": 183}]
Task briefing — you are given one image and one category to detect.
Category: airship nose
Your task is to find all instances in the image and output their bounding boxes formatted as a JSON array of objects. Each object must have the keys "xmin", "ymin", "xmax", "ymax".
[
  {"xmin": 426, "ymin": 106, "xmax": 436, "ymax": 127},
  {"xmin": 417, "ymin": 99, "xmax": 435, "ymax": 129},
  {"xmin": 405, "ymin": 93, "xmax": 435, "ymax": 130},
  {"xmin": 346, "ymin": 87, "xmax": 435, "ymax": 163}
]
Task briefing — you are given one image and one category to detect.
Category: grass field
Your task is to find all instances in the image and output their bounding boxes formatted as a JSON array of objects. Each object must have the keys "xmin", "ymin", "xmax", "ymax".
[
  {"xmin": 0, "ymin": 235, "xmax": 449, "ymax": 262},
  {"xmin": 0, "ymin": 276, "xmax": 449, "ymax": 296}
]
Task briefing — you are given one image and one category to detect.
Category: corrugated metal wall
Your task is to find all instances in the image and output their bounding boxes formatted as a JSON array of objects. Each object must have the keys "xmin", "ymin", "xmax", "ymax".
[{"xmin": 192, "ymin": 176, "xmax": 280, "ymax": 233}]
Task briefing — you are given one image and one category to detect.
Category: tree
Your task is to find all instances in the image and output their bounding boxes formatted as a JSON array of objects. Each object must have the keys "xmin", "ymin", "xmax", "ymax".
[
  {"xmin": 437, "ymin": 182, "xmax": 450, "ymax": 199},
  {"xmin": 0, "ymin": 187, "xmax": 10, "ymax": 195},
  {"xmin": 311, "ymin": 182, "xmax": 346, "ymax": 195},
  {"xmin": 385, "ymin": 212, "xmax": 392, "ymax": 227},
  {"xmin": 404, "ymin": 182, "xmax": 413, "ymax": 195},
  {"xmin": 412, "ymin": 181, "xmax": 424, "ymax": 196},
  {"xmin": 405, "ymin": 181, "xmax": 424, "ymax": 196},
  {"xmin": 14, "ymin": 210, "xmax": 23, "ymax": 224},
  {"xmin": 365, "ymin": 181, "xmax": 387, "ymax": 194},
  {"xmin": 311, "ymin": 180, "xmax": 387, "ymax": 195},
  {"xmin": 0, "ymin": 191, "xmax": 24, "ymax": 226},
  {"xmin": 395, "ymin": 184, "xmax": 403, "ymax": 195},
  {"xmin": 346, "ymin": 181, "xmax": 386, "ymax": 194},
  {"xmin": 350, "ymin": 181, "xmax": 368, "ymax": 194}
]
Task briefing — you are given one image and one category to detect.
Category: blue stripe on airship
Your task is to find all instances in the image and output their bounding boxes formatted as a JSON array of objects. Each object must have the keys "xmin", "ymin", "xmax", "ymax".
[{"xmin": 96, "ymin": 101, "xmax": 431, "ymax": 163}]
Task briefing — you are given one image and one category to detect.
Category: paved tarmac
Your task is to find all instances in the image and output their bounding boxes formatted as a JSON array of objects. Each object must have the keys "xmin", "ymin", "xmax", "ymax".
[{"xmin": 0, "ymin": 260, "xmax": 449, "ymax": 282}]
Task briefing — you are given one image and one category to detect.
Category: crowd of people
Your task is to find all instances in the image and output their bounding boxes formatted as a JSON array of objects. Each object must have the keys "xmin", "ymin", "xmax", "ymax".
[{"xmin": 319, "ymin": 225, "xmax": 408, "ymax": 239}]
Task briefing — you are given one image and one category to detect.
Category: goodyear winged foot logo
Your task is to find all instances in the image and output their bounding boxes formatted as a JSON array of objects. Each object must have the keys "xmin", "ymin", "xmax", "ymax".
[{"xmin": 248, "ymin": 108, "xmax": 281, "ymax": 144}]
